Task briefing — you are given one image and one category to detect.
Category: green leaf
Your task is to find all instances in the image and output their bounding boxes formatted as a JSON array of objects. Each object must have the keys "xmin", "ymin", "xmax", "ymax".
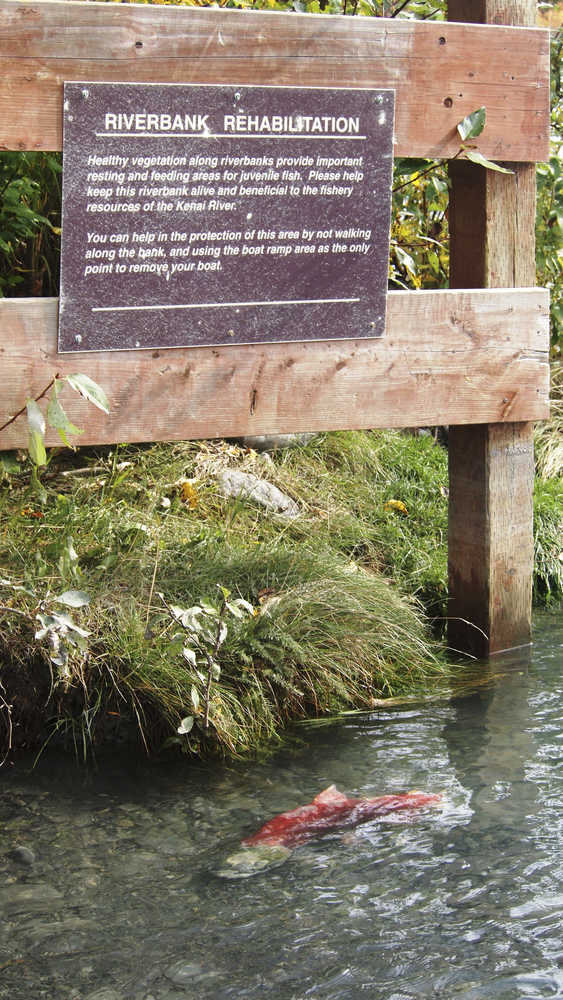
[
  {"xmin": 226, "ymin": 598, "xmax": 255, "ymax": 619},
  {"xmin": 26, "ymin": 398, "xmax": 45, "ymax": 436},
  {"xmin": 179, "ymin": 607, "xmax": 204, "ymax": 631},
  {"xmin": 394, "ymin": 158, "xmax": 435, "ymax": 177},
  {"xmin": 65, "ymin": 537, "xmax": 79, "ymax": 563},
  {"xmin": 428, "ymin": 250, "xmax": 440, "ymax": 276},
  {"xmin": 51, "ymin": 611, "xmax": 91, "ymax": 637},
  {"xmin": 457, "ymin": 107, "xmax": 486, "ymax": 141},
  {"xmin": 191, "ymin": 685, "xmax": 200, "ymax": 711},
  {"xmin": 47, "ymin": 394, "xmax": 84, "ymax": 448},
  {"xmin": 394, "ymin": 245, "xmax": 417, "ymax": 277},
  {"xmin": 226, "ymin": 601, "xmax": 245, "ymax": 619},
  {"xmin": 183, "ymin": 647, "xmax": 197, "ymax": 666},
  {"xmin": 54, "ymin": 590, "xmax": 90, "ymax": 608},
  {"xmin": 35, "ymin": 612, "xmax": 58, "ymax": 636},
  {"xmin": 463, "ymin": 149, "xmax": 514, "ymax": 174},
  {"xmin": 66, "ymin": 631, "xmax": 89, "ymax": 652},
  {"xmin": 65, "ymin": 374, "xmax": 110, "ymax": 414},
  {"xmin": 30, "ymin": 465, "xmax": 48, "ymax": 503},
  {"xmin": 177, "ymin": 716, "xmax": 194, "ymax": 735},
  {"xmin": 232, "ymin": 597, "xmax": 255, "ymax": 616},
  {"xmin": 28, "ymin": 428, "xmax": 47, "ymax": 468}
]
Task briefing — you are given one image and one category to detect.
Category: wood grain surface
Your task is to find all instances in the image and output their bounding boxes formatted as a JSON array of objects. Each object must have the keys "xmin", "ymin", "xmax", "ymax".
[
  {"xmin": 447, "ymin": 0, "xmax": 539, "ymax": 657},
  {"xmin": 0, "ymin": 0, "xmax": 550, "ymax": 160},
  {"xmin": 0, "ymin": 288, "xmax": 549, "ymax": 449}
]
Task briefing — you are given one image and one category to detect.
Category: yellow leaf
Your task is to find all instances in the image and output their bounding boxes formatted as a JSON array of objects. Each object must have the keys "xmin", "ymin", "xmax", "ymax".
[
  {"xmin": 180, "ymin": 481, "xmax": 199, "ymax": 509},
  {"xmin": 384, "ymin": 499, "xmax": 408, "ymax": 516}
]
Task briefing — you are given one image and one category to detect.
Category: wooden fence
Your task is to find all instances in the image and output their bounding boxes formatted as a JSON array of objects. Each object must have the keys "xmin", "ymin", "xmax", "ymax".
[{"xmin": 0, "ymin": 0, "xmax": 551, "ymax": 656}]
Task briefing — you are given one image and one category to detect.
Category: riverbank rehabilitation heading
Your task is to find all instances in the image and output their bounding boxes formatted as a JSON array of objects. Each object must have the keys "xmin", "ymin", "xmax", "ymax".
[{"xmin": 100, "ymin": 112, "xmax": 364, "ymax": 138}]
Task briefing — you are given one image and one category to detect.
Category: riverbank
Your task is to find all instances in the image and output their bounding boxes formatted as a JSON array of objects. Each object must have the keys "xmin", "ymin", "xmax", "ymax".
[{"xmin": 0, "ymin": 409, "xmax": 561, "ymax": 761}]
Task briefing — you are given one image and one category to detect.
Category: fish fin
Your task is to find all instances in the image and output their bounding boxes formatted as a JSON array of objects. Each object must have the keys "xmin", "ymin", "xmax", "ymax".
[{"xmin": 313, "ymin": 785, "xmax": 349, "ymax": 805}]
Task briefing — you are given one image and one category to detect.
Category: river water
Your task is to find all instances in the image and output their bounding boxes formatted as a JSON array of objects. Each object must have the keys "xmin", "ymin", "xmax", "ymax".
[{"xmin": 1, "ymin": 609, "xmax": 562, "ymax": 1000}]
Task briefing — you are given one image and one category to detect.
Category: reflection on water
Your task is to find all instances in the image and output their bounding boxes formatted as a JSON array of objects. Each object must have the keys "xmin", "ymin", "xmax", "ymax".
[{"xmin": 1, "ymin": 610, "xmax": 562, "ymax": 1000}]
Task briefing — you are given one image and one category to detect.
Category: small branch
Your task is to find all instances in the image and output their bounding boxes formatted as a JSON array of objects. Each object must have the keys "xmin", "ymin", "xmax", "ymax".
[
  {"xmin": 0, "ymin": 604, "xmax": 32, "ymax": 619},
  {"xmin": 204, "ymin": 595, "xmax": 227, "ymax": 732},
  {"xmin": 0, "ymin": 374, "xmax": 59, "ymax": 435},
  {"xmin": 158, "ymin": 592, "xmax": 227, "ymax": 733},
  {"xmin": 203, "ymin": 651, "xmax": 215, "ymax": 732},
  {"xmin": 158, "ymin": 591, "xmax": 179, "ymax": 622},
  {"xmin": 391, "ymin": 0, "xmax": 412, "ymax": 16},
  {"xmin": 145, "ymin": 541, "xmax": 161, "ymax": 630},
  {"xmin": 393, "ymin": 161, "xmax": 441, "ymax": 194},
  {"xmin": 392, "ymin": 147, "xmax": 463, "ymax": 195}
]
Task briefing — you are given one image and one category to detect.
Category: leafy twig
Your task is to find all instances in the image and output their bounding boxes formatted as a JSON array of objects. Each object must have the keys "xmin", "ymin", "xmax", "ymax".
[
  {"xmin": 391, "ymin": 0, "xmax": 413, "ymax": 16},
  {"xmin": 393, "ymin": 107, "xmax": 512, "ymax": 200},
  {"xmin": 0, "ymin": 375, "xmax": 58, "ymax": 434},
  {"xmin": 204, "ymin": 593, "xmax": 227, "ymax": 731}
]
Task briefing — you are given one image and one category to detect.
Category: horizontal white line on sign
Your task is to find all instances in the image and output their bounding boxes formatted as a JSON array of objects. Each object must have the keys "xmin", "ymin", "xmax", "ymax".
[
  {"xmin": 92, "ymin": 297, "xmax": 361, "ymax": 313},
  {"xmin": 94, "ymin": 132, "xmax": 368, "ymax": 141}
]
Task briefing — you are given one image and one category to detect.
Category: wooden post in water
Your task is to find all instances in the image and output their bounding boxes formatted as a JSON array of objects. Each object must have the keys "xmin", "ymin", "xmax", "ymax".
[{"xmin": 447, "ymin": 0, "xmax": 539, "ymax": 657}]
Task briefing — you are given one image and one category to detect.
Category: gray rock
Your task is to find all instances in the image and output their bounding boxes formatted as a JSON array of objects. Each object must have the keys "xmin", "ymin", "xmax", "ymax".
[
  {"xmin": 164, "ymin": 959, "xmax": 220, "ymax": 987},
  {"xmin": 0, "ymin": 882, "xmax": 63, "ymax": 915},
  {"xmin": 9, "ymin": 845, "xmax": 35, "ymax": 866},
  {"xmin": 25, "ymin": 916, "xmax": 95, "ymax": 949},
  {"xmin": 216, "ymin": 469, "xmax": 299, "ymax": 519},
  {"xmin": 237, "ymin": 433, "xmax": 317, "ymax": 452},
  {"xmin": 216, "ymin": 844, "xmax": 292, "ymax": 879},
  {"xmin": 84, "ymin": 989, "xmax": 125, "ymax": 1000}
]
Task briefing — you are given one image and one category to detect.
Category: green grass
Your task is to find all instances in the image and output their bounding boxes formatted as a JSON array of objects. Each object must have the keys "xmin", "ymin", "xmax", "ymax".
[
  {"xmin": 535, "ymin": 363, "xmax": 563, "ymax": 482},
  {"xmin": 0, "ymin": 421, "xmax": 560, "ymax": 760},
  {"xmin": 534, "ymin": 363, "xmax": 563, "ymax": 605},
  {"xmin": 0, "ymin": 433, "xmax": 449, "ymax": 758}
]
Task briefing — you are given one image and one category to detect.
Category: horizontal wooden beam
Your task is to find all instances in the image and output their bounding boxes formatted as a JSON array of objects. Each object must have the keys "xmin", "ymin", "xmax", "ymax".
[
  {"xmin": 0, "ymin": 0, "xmax": 549, "ymax": 161},
  {"xmin": 0, "ymin": 288, "xmax": 549, "ymax": 448}
]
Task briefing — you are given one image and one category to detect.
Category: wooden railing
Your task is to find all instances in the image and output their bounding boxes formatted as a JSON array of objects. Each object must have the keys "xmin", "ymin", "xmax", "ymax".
[{"xmin": 0, "ymin": 0, "xmax": 551, "ymax": 655}]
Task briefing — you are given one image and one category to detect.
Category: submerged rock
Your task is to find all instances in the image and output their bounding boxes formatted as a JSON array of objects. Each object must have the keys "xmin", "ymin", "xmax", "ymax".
[
  {"xmin": 164, "ymin": 959, "xmax": 221, "ymax": 987},
  {"xmin": 84, "ymin": 989, "xmax": 125, "ymax": 1000},
  {"xmin": 215, "ymin": 844, "xmax": 292, "ymax": 879},
  {"xmin": 0, "ymin": 882, "xmax": 63, "ymax": 915},
  {"xmin": 9, "ymin": 844, "xmax": 35, "ymax": 866},
  {"xmin": 25, "ymin": 915, "xmax": 95, "ymax": 949},
  {"xmin": 216, "ymin": 469, "xmax": 300, "ymax": 519}
]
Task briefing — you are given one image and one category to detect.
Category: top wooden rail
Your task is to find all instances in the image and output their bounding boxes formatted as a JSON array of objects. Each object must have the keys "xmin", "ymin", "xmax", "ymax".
[{"xmin": 0, "ymin": 0, "xmax": 550, "ymax": 161}]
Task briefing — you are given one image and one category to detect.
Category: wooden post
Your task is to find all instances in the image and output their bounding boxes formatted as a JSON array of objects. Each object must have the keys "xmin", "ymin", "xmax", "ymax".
[{"xmin": 447, "ymin": 0, "xmax": 538, "ymax": 656}]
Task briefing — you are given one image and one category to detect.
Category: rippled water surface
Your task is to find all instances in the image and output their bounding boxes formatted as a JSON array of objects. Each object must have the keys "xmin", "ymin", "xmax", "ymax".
[{"xmin": 1, "ymin": 610, "xmax": 562, "ymax": 1000}]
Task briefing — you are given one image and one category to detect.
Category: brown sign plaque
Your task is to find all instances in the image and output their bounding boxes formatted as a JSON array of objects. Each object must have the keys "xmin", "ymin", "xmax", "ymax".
[{"xmin": 59, "ymin": 82, "xmax": 394, "ymax": 353}]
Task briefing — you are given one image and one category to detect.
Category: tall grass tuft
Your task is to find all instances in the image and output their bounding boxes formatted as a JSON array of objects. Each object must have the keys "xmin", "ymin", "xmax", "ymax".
[
  {"xmin": 535, "ymin": 363, "xmax": 563, "ymax": 481},
  {"xmin": 0, "ymin": 435, "xmax": 449, "ymax": 758},
  {"xmin": 533, "ymin": 363, "xmax": 563, "ymax": 604},
  {"xmin": 0, "ymin": 424, "xmax": 560, "ymax": 760}
]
